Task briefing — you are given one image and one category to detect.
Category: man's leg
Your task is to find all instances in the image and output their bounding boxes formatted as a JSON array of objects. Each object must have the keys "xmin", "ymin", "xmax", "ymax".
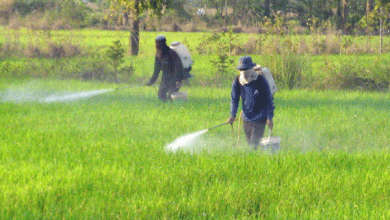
[
  {"xmin": 167, "ymin": 83, "xmax": 181, "ymax": 101},
  {"xmin": 243, "ymin": 119, "xmax": 267, "ymax": 149},
  {"xmin": 158, "ymin": 83, "xmax": 170, "ymax": 101},
  {"xmin": 243, "ymin": 120, "xmax": 254, "ymax": 146},
  {"xmin": 251, "ymin": 118, "xmax": 267, "ymax": 148}
]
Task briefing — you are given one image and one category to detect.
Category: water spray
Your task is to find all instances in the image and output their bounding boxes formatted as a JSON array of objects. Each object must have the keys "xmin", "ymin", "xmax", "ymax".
[
  {"xmin": 41, "ymin": 85, "xmax": 142, "ymax": 103},
  {"xmin": 41, "ymin": 89, "xmax": 114, "ymax": 103},
  {"xmin": 166, "ymin": 122, "xmax": 230, "ymax": 152}
]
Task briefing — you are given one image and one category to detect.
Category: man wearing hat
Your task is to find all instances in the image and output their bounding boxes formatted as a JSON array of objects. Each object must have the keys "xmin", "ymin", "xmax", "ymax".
[
  {"xmin": 146, "ymin": 35, "xmax": 184, "ymax": 101},
  {"xmin": 227, "ymin": 56, "xmax": 275, "ymax": 149}
]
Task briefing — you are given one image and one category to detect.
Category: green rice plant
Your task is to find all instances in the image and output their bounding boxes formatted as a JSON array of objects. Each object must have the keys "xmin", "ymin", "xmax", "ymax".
[{"xmin": 0, "ymin": 78, "xmax": 389, "ymax": 219}]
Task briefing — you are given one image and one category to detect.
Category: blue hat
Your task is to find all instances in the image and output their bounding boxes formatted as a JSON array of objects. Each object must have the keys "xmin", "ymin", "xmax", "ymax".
[{"xmin": 237, "ymin": 56, "xmax": 256, "ymax": 70}]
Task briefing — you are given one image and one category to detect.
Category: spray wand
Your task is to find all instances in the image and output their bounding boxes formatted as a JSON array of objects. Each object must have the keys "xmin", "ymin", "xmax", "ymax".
[{"xmin": 208, "ymin": 122, "xmax": 229, "ymax": 131}]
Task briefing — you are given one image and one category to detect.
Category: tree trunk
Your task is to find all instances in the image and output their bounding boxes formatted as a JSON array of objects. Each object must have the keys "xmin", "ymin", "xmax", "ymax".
[
  {"xmin": 231, "ymin": 0, "xmax": 237, "ymax": 19},
  {"xmin": 123, "ymin": 12, "xmax": 129, "ymax": 26},
  {"xmin": 365, "ymin": 0, "xmax": 374, "ymax": 34},
  {"xmin": 365, "ymin": 0, "xmax": 374, "ymax": 16},
  {"xmin": 264, "ymin": 0, "xmax": 270, "ymax": 18},
  {"xmin": 224, "ymin": 0, "xmax": 228, "ymax": 24},
  {"xmin": 380, "ymin": 7, "xmax": 383, "ymax": 54},
  {"xmin": 130, "ymin": 0, "xmax": 140, "ymax": 56},
  {"xmin": 337, "ymin": 0, "xmax": 348, "ymax": 30},
  {"xmin": 341, "ymin": 0, "xmax": 348, "ymax": 29}
]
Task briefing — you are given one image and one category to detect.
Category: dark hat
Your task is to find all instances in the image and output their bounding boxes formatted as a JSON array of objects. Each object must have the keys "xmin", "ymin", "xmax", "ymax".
[
  {"xmin": 237, "ymin": 56, "xmax": 256, "ymax": 70},
  {"xmin": 155, "ymin": 35, "xmax": 166, "ymax": 42}
]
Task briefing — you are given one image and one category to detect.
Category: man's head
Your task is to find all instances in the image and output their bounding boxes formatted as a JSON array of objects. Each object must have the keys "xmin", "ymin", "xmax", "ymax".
[
  {"xmin": 155, "ymin": 35, "xmax": 167, "ymax": 51},
  {"xmin": 237, "ymin": 56, "xmax": 256, "ymax": 71},
  {"xmin": 155, "ymin": 35, "xmax": 169, "ymax": 59}
]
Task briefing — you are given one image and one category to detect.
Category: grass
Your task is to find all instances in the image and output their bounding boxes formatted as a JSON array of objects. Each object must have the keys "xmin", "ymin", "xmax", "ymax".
[{"xmin": 0, "ymin": 78, "xmax": 389, "ymax": 219}]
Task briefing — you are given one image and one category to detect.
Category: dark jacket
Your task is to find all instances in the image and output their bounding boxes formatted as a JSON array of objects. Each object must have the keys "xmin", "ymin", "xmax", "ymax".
[
  {"xmin": 230, "ymin": 75, "xmax": 274, "ymax": 122},
  {"xmin": 148, "ymin": 49, "xmax": 184, "ymax": 87}
]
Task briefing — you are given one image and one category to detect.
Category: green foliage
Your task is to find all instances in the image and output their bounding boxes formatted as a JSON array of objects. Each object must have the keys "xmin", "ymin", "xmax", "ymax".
[
  {"xmin": 264, "ymin": 52, "xmax": 309, "ymax": 90},
  {"xmin": 1, "ymin": 0, "xmax": 388, "ymax": 34},
  {"xmin": 0, "ymin": 42, "xmax": 3, "ymax": 57},
  {"xmin": 58, "ymin": 0, "xmax": 88, "ymax": 21},
  {"xmin": 195, "ymin": 31, "xmax": 240, "ymax": 55},
  {"xmin": 320, "ymin": 56, "xmax": 390, "ymax": 91},
  {"xmin": 210, "ymin": 54, "xmax": 234, "ymax": 86},
  {"xmin": 106, "ymin": 40, "xmax": 125, "ymax": 71},
  {"xmin": 377, "ymin": 0, "xmax": 390, "ymax": 5},
  {"xmin": 105, "ymin": 40, "xmax": 135, "ymax": 83},
  {"xmin": 194, "ymin": 31, "xmax": 238, "ymax": 86},
  {"xmin": 0, "ymin": 60, "xmax": 12, "ymax": 76},
  {"xmin": 11, "ymin": 0, "xmax": 56, "ymax": 16}
]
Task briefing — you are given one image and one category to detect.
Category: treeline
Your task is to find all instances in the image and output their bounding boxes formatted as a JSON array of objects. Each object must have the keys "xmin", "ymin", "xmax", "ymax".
[
  {"xmin": 186, "ymin": 0, "xmax": 389, "ymax": 33},
  {"xmin": 0, "ymin": 0, "xmax": 389, "ymax": 34}
]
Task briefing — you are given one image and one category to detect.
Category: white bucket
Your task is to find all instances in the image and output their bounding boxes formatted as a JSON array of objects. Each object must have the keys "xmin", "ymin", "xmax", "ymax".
[
  {"xmin": 171, "ymin": 91, "xmax": 188, "ymax": 101},
  {"xmin": 261, "ymin": 129, "xmax": 281, "ymax": 152}
]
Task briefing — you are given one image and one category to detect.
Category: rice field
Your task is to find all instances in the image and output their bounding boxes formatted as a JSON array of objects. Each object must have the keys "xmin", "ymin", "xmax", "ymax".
[
  {"xmin": 1, "ymin": 26, "xmax": 389, "ymax": 218},
  {"xmin": 0, "ymin": 78, "xmax": 389, "ymax": 219}
]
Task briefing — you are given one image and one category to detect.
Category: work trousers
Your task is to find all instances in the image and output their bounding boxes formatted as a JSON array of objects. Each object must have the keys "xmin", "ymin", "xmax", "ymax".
[
  {"xmin": 158, "ymin": 82, "xmax": 180, "ymax": 101},
  {"xmin": 243, "ymin": 118, "xmax": 267, "ymax": 149}
]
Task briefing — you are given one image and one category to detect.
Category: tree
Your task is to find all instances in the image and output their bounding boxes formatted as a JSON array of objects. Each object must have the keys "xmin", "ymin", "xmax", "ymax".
[
  {"xmin": 0, "ymin": 0, "xmax": 15, "ymax": 21},
  {"xmin": 336, "ymin": 0, "xmax": 348, "ymax": 29},
  {"xmin": 110, "ymin": 0, "xmax": 165, "ymax": 56},
  {"xmin": 264, "ymin": 0, "xmax": 270, "ymax": 18},
  {"xmin": 366, "ymin": 0, "xmax": 374, "ymax": 16},
  {"xmin": 376, "ymin": 0, "xmax": 390, "ymax": 53},
  {"xmin": 360, "ymin": 0, "xmax": 390, "ymax": 52}
]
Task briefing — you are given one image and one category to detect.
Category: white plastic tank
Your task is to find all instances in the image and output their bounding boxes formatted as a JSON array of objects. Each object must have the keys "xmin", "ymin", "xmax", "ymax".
[
  {"xmin": 254, "ymin": 65, "xmax": 277, "ymax": 95},
  {"xmin": 170, "ymin": 41, "xmax": 193, "ymax": 69},
  {"xmin": 262, "ymin": 67, "xmax": 277, "ymax": 95}
]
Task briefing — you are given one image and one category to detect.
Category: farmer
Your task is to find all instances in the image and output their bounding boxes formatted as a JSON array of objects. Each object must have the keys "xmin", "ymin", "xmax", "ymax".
[
  {"xmin": 227, "ymin": 56, "xmax": 275, "ymax": 149},
  {"xmin": 145, "ymin": 35, "xmax": 184, "ymax": 101}
]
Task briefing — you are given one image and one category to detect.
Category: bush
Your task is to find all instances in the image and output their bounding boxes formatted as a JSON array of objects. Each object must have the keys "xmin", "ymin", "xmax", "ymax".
[
  {"xmin": 265, "ymin": 52, "xmax": 309, "ymax": 90},
  {"xmin": 210, "ymin": 54, "xmax": 234, "ymax": 87},
  {"xmin": 106, "ymin": 40, "xmax": 125, "ymax": 82},
  {"xmin": 322, "ymin": 57, "xmax": 389, "ymax": 91}
]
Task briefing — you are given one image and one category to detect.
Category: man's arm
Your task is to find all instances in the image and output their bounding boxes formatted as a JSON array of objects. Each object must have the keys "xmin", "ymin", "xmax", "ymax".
[
  {"xmin": 229, "ymin": 77, "xmax": 241, "ymax": 122},
  {"xmin": 146, "ymin": 57, "xmax": 161, "ymax": 85},
  {"xmin": 263, "ymin": 76, "xmax": 275, "ymax": 129}
]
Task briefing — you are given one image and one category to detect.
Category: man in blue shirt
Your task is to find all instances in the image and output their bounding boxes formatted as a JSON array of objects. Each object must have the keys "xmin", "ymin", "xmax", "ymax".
[{"xmin": 227, "ymin": 56, "xmax": 275, "ymax": 149}]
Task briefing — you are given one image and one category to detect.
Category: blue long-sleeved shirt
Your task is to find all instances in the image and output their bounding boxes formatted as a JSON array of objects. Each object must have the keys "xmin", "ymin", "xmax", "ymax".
[{"xmin": 230, "ymin": 75, "xmax": 274, "ymax": 122}]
